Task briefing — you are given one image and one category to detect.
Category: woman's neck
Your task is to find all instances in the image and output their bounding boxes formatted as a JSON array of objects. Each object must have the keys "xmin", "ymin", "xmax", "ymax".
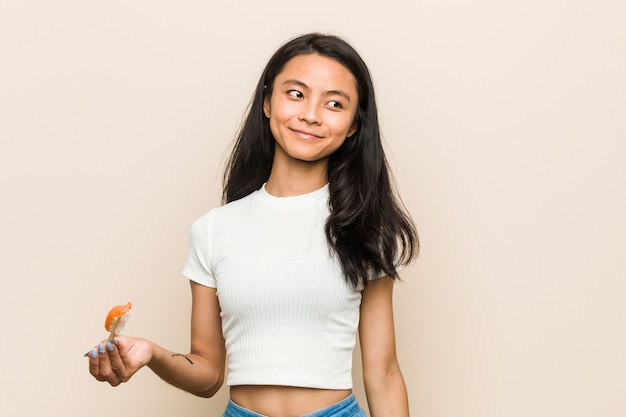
[{"xmin": 265, "ymin": 158, "xmax": 328, "ymax": 197}]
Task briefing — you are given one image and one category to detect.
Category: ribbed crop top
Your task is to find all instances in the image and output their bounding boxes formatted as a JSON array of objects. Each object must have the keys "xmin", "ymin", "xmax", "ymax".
[{"xmin": 182, "ymin": 184, "xmax": 363, "ymax": 389}]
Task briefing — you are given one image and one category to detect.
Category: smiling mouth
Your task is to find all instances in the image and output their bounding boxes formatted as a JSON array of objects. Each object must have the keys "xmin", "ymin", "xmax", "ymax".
[{"xmin": 290, "ymin": 128, "xmax": 322, "ymax": 139}]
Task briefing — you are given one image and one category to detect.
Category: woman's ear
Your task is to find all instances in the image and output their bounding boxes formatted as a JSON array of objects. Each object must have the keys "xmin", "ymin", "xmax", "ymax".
[
  {"xmin": 347, "ymin": 122, "xmax": 358, "ymax": 138},
  {"xmin": 263, "ymin": 96, "xmax": 271, "ymax": 118},
  {"xmin": 263, "ymin": 86, "xmax": 271, "ymax": 118}
]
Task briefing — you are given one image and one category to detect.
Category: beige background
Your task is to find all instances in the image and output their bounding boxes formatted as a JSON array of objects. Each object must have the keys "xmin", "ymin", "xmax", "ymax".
[{"xmin": 1, "ymin": 0, "xmax": 625, "ymax": 416}]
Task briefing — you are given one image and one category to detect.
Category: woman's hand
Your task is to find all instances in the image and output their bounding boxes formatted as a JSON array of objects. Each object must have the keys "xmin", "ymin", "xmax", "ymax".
[
  {"xmin": 87, "ymin": 335, "xmax": 153, "ymax": 386},
  {"xmin": 85, "ymin": 283, "xmax": 225, "ymax": 396}
]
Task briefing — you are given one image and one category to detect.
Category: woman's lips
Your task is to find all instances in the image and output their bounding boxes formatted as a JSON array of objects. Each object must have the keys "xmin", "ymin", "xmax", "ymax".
[{"xmin": 290, "ymin": 128, "xmax": 322, "ymax": 139}]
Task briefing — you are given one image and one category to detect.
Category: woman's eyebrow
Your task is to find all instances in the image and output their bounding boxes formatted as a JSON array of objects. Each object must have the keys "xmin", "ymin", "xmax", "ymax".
[
  {"xmin": 282, "ymin": 79, "xmax": 308, "ymax": 89},
  {"xmin": 282, "ymin": 79, "xmax": 352, "ymax": 102}
]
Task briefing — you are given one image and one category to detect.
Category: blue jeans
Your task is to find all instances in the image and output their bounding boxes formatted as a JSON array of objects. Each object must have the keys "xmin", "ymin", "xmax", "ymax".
[{"xmin": 222, "ymin": 393, "xmax": 367, "ymax": 417}]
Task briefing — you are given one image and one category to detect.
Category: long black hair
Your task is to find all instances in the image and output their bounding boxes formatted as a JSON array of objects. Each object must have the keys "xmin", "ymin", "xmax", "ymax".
[{"xmin": 223, "ymin": 33, "xmax": 418, "ymax": 288}]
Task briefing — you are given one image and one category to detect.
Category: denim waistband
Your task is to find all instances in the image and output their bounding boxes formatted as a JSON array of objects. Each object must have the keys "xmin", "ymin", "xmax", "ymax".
[{"xmin": 222, "ymin": 393, "xmax": 365, "ymax": 417}]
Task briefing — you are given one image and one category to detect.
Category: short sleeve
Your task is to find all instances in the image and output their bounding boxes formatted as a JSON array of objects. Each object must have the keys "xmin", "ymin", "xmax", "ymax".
[{"xmin": 182, "ymin": 211, "xmax": 216, "ymax": 288}]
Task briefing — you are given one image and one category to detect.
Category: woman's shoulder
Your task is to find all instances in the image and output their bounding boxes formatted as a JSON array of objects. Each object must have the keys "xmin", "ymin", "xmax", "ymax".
[{"xmin": 193, "ymin": 188, "xmax": 260, "ymax": 225}]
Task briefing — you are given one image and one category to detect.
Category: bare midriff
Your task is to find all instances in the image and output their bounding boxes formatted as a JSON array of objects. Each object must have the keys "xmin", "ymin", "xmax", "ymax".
[{"xmin": 230, "ymin": 385, "xmax": 352, "ymax": 417}]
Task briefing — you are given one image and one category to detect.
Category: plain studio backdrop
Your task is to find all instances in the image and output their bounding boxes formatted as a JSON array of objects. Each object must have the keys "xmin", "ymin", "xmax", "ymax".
[{"xmin": 1, "ymin": 1, "xmax": 624, "ymax": 416}]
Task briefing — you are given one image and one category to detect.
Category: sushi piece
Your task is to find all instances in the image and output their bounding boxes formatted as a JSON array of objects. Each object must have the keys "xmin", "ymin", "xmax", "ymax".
[{"xmin": 105, "ymin": 302, "xmax": 132, "ymax": 342}]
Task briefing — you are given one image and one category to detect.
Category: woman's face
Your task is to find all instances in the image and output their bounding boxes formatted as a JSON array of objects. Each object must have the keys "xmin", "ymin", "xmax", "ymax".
[{"xmin": 263, "ymin": 54, "xmax": 358, "ymax": 167}]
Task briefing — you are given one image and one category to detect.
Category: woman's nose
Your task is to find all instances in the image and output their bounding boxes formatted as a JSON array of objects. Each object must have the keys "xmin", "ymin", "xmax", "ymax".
[{"xmin": 298, "ymin": 101, "xmax": 322, "ymax": 125}]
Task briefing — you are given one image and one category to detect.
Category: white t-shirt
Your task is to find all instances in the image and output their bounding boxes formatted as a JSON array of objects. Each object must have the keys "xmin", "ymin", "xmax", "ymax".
[{"xmin": 182, "ymin": 184, "xmax": 363, "ymax": 389}]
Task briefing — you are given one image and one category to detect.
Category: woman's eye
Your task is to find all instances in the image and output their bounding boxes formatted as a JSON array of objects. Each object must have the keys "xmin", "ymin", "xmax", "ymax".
[
  {"xmin": 287, "ymin": 90, "xmax": 303, "ymax": 98},
  {"xmin": 328, "ymin": 101, "xmax": 343, "ymax": 109}
]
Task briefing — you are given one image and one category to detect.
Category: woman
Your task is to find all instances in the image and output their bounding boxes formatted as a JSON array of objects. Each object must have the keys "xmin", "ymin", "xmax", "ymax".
[{"xmin": 87, "ymin": 33, "xmax": 418, "ymax": 417}]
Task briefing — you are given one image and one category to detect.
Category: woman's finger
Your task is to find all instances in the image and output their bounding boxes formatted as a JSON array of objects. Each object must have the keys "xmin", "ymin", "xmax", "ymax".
[
  {"xmin": 87, "ymin": 347, "xmax": 104, "ymax": 381},
  {"xmin": 94, "ymin": 343, "xmax": 122, "ymax": 386},
  {"xmin": 106, "ymin": 341, "xmax": 130, "ymax": 382}
]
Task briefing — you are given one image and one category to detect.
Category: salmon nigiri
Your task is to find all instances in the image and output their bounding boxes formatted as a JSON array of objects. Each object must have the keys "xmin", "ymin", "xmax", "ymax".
[{"xmin": 104, "ymin": 302, "xmax": 132, "ymax": 342}]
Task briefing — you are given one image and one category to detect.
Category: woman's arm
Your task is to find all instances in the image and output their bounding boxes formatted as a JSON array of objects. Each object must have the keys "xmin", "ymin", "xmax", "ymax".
[
  {"xmin": 359, "ymin": 276, "xmax": 409, "ymax": 417},
  {"xmin": 88, "ymin": 280, "xmax": 226, "ymax": 398}
]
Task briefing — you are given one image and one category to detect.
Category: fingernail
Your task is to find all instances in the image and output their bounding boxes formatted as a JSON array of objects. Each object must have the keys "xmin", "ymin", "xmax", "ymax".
[
  {"xmin": 98, "ymin": 343, "xmax": 105, "ymax": 354},
  {"xmin": 106, "ymin": 342, "xmax": 114, "ymax": 352},
  {"xmin": 111, "ymin": 338, "xmax": 118, "ymax": 346},
  {"xmin": 90, "ymin": 348, "xmax": 98, "ymax": 359}
]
